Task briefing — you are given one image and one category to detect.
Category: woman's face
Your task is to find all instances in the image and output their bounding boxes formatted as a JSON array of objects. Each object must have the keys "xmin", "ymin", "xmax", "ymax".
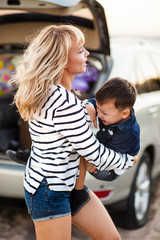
[{"xmin": 66, "ymin": 40, "xmax": 90, "ymax": 76}]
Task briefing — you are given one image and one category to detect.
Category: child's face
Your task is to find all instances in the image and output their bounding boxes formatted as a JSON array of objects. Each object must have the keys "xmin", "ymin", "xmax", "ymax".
[{"xmin": 96, "ymin": 99, "xmax": 130, "ymax": 126}]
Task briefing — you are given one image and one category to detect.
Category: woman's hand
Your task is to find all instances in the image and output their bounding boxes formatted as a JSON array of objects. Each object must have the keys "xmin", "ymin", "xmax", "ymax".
[{"xmin": 85, "ymin": 103, "xmax": 97, "ymax": 128}]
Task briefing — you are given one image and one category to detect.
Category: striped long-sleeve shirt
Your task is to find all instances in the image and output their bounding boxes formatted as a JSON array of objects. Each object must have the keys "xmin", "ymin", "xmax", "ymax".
[{"xmin": 24, "ymin": 84, "xmax": 134, "ymax": 194}]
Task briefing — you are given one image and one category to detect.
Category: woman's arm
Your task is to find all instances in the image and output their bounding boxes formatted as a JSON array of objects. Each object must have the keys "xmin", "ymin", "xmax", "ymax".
[{"xmin": 53, "ymin": 100, "xmax": 134, "ymax": 171}]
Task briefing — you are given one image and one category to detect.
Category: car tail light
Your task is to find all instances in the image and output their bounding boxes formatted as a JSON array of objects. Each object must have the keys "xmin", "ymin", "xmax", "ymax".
[{"xmin": 93, "ymin": 189, "xmax": 113, "ymax": 200}]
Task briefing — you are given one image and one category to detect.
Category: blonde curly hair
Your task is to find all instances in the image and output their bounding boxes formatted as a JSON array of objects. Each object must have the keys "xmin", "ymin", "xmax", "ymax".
[{"xmin": 11, "ymin": 24, "xmax": 85, "ymax": 120}]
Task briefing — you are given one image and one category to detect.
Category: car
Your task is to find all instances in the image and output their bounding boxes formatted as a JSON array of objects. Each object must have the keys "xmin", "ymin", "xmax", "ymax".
[
  {"xmin": 0, "ymin": 0, "xmax": 160, "ymax": 230},
  {"xmin": 86, "ymin": 37, "xmax": 160, "ymax": 229}
]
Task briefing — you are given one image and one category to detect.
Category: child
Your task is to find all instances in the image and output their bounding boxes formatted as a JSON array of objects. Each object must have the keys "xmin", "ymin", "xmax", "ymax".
[
  {"xmin": 69, "ymin": 77, "xmax": 140, "ymax": 215},
  {"xmin": 75, "ymin": 77, "xmax": 140, "ymax": 188},
  {"xmin": 87, "ymin": 77, "xmax": 140, "ymax": 181}
]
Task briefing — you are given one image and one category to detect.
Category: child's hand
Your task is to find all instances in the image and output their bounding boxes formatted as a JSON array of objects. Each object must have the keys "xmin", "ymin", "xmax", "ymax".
[
  {"xmin": 85, "ymin": 103, "xmax": 97, "ymax": 128},
  {"xmin": 86, "ymin": 162, "xmax": 98, "ymax": 173},
  {"xmin": 133, "ymin": 153, "xmax": 139, "ymax": 164}
]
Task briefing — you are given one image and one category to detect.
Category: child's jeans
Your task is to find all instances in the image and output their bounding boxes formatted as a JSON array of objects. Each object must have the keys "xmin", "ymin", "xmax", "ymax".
[{"xmin": 91, "ymin": 170, "xmax": 120, "ymax": 181}]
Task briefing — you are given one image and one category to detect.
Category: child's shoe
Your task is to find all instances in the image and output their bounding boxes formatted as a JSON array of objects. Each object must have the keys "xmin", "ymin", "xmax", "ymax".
[{"xmin": 6, "ymin": 148, "xmax": 30, "ymax": 165}]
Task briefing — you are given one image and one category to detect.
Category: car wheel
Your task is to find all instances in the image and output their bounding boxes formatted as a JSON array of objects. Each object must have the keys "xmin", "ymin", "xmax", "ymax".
[{"xmin": 118, "ymin": 151, "xmax": 152, "ymax": 229}]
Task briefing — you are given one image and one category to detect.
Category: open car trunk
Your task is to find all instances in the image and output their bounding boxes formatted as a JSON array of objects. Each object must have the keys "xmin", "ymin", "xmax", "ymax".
[{"xmin": 0, "ymin": 0, "xmax": 110, "ymax": 152}]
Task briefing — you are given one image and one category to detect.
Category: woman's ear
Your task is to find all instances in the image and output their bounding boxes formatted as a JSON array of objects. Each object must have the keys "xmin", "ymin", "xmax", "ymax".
[{"xmin": 122, "ymin": 109, "xmax": 130, "ymax": 119}]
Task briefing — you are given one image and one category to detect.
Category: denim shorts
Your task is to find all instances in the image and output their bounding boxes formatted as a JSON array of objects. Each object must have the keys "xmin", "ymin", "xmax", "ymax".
[{"xmin": 24, "ymin": 178, "xmax": 71, "ymax": 222}]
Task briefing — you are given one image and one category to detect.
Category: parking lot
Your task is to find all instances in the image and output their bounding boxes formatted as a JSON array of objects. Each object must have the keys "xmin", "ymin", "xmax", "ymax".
[{"xmin": 0, "ymin": 177, "xmax": 160, "ymax": 240}]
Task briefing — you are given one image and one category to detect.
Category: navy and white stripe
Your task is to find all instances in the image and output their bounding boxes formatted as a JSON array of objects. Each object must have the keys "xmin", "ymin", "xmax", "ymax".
[{"xmin": 24, "ymin": 84, "xmax": 134, "ymax": 194}]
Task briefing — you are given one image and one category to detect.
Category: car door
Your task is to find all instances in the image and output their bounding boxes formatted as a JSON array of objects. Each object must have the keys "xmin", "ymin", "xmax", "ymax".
[{"xmin": 134, "ymin": 49, "xmax": 160, "ymax": 177}]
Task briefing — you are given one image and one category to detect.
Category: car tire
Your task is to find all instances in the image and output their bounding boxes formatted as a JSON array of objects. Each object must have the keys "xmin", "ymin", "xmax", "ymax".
[{"xmin": 113, "ymin": 152, "xmax": 152, "ymax": 229}]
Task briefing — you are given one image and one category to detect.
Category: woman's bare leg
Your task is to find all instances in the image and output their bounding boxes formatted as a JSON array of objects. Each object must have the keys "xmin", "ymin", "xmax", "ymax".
[
  {"xmin": 72, "ymin": 191, "xmax": 121, "ymax": 240},
  {"xmin": 34, "ymin": 214, "xmax": 71, "ymax": 240}
]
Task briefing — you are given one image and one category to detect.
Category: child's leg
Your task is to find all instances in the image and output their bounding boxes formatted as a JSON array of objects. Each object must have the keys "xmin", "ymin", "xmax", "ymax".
[
  {"xmin": 91, "ymin": 169, "xmax": 120, "ymax": 181},
  {"xmin": 70, "ymin": 156, "xmax": 90, "ymax": 216},
  {"xmin": 74, "ymin": 156, "xmax": 86, "ymax": 190}
]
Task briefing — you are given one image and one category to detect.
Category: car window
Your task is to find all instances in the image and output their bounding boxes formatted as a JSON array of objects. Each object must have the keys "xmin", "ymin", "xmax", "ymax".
[{"xmin": 134, "ymin": 51, "xmax": 160, "ymax": 93}]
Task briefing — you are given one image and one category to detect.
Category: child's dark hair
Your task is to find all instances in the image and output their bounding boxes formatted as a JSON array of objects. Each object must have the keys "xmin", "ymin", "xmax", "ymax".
[{"xmin": 96, "ymin": 77, "xmax": 137, "ymax": 110}]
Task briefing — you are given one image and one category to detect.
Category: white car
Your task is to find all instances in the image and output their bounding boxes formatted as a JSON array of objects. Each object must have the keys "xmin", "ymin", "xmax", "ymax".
[
  {"xmin": 0, "ymin": 0, "xmax": 160, "ymax": 230},
  {"xmin": 85, "ymin": 37, "xmax": 160, "ymax": 229}
]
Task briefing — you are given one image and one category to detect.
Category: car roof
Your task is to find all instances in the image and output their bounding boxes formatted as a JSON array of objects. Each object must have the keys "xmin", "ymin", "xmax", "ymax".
[{"xmin": 0, "ymin": 0, "xmax": 110, "ymax": 55}]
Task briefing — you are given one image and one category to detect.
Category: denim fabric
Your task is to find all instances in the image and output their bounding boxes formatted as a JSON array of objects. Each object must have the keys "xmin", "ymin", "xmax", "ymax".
[
  {"xmin": 91, "ymin": 170, "xmax": 120, "ymax": 181},
  {"xmin": 70, "ymin": 185, "xmax": 90, "ymax": 216},
  {"xmin": 24, "ymin": 178, "xmax": 71, "ymax": 222}
]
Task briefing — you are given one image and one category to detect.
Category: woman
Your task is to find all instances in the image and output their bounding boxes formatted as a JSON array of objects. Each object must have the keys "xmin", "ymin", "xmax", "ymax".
[{"xmin": 12, "ymin": 25, "xmax": 134, "ymax": 240}]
